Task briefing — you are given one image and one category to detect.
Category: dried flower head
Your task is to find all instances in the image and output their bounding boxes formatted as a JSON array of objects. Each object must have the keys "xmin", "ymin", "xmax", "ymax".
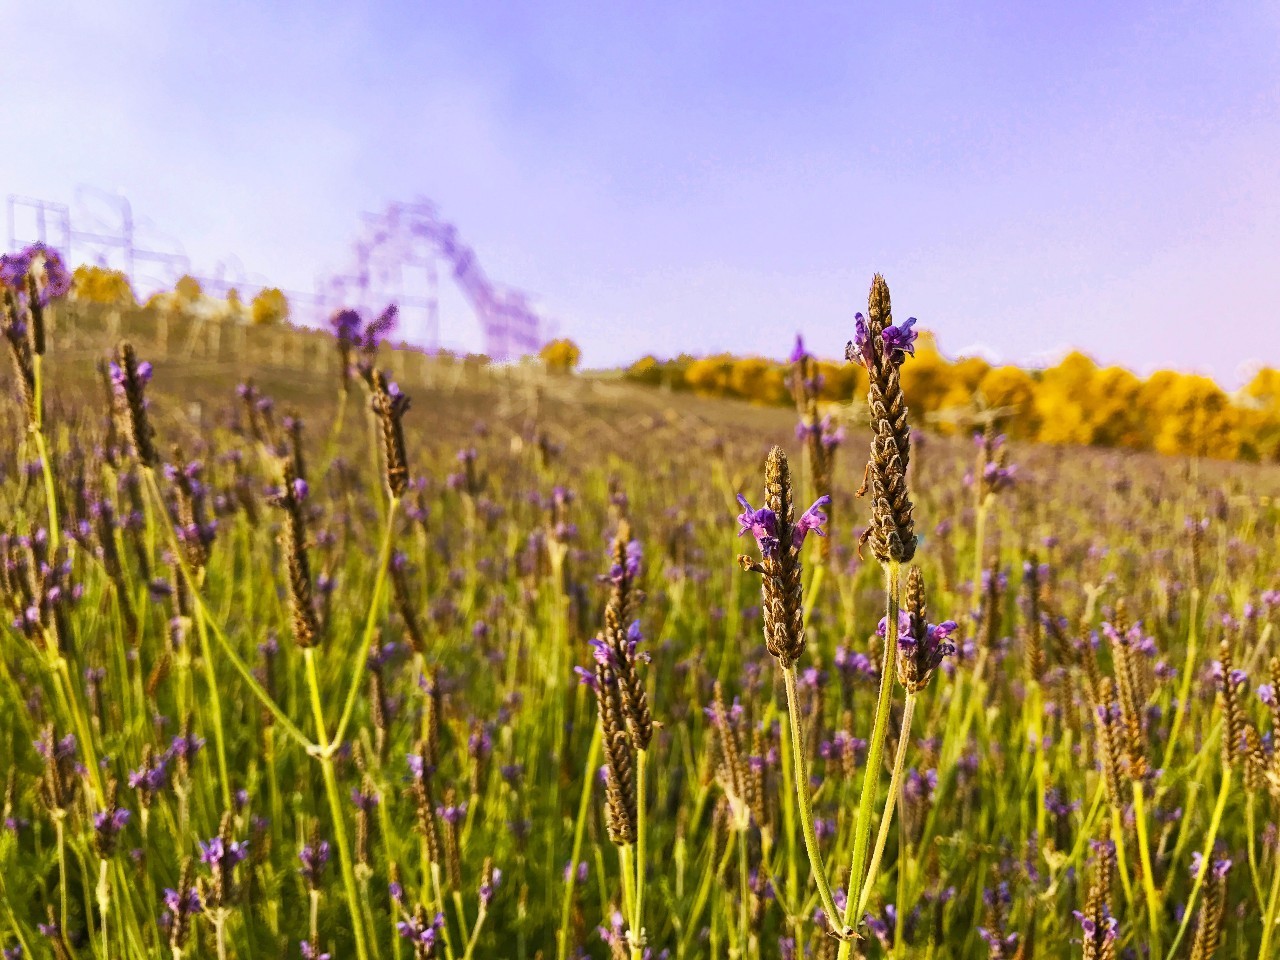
[
  {"xmin": 737, "ymin": 447, "xmax": 827, "ymax": 668},
  {"xmin": 847, "ymin": 275, "xmax": 916, "ymax": 563}
]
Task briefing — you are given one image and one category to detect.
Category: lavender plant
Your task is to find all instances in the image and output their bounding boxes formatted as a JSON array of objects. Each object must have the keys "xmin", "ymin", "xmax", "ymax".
[{"xmin": 0, "ymin": 247, "xmax": 1272, "ymax": 960}]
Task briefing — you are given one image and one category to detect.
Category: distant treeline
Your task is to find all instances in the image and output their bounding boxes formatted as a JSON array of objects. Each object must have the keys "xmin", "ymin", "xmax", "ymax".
[{"xmin": 622, "ymin": 333, "xmax": 1280, "ymax": 462}]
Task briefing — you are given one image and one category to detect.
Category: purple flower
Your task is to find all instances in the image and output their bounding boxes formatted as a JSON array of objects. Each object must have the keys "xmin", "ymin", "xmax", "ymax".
[
  {"xmin": 407, "ymin": 752, "xmax": 428, "ymax": 781},
  {"xmin": 735, "ymin": 495, "xmax": 779, "ymax": 557},
  {"xmin": 436, "ymin": 801, "xmax": 467, "ymax": 824},
  {"xmin": 298, "ymin": 840, "xmax": 330, "ymax": 887},
  {"xmin": 1073, "ymin": 907, "xmax": 1119, "ymax": 943},
  {"xmin": 847, "ymin": 313, "xmax": 875, "ymax": 369},
  {"xmin": 351, "ymin": 786, "xmax": 380, "ymax": 812},
  {"xmin": 396, "ymin": 912, "xmax": 443, "ymax": 947},
  {"xmin": 479, "ymin": 867, "xmax": 501, "ymax": 907},
  {"xmin": 199, "ymin": 835, "xmax": 249, "ymax": 872},
  {"xmin": 128, "ymin": 753, "xmax": 170, "ymax": 794},
  {"xmin": 789, "ymin": 334, "xmax": 809, "ymax": 364},
  {"xmin": 0, "ymin": 250, "xmax": 33, "ymax": 288},
  {"xmin": 880, "ymin": 317, "xmax": 918, "ymax": 365},
  {"xmin": 1259, "ymin": 684, "xmax": 1276, "ymax": 706},
  {"xmin": 978, "ymin": 928, "xmax": 1020, "ymax": 954},
  {"xmin": 793, "ymin": 496, "xmax": 830, "ymax": 549},
  {"xmin": 300, "ymin": 941, "xmax": 331, "ymax": 960},
  {"xmin": 163, "ymin": 886, "xmax": 202, "ymax": 916},
  {"xmin": 982, "ymin": 460, "xmax": 1017, "ymax": 491},
  {"xmin": 1190, "ymin": 852, "xmax": 1232, "ymax": 879},
  {"xmin": 92, "ymin": 806, "xmax": 131, "ymax": 854}
]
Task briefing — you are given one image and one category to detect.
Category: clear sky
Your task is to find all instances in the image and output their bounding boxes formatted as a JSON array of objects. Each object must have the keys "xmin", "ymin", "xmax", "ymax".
[{"xmin": 2, "ymin": 1, "xmax": 1278, "ymax": 383}]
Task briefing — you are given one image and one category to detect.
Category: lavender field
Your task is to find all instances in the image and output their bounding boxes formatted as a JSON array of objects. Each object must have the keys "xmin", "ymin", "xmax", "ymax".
[{"xmin": 1, "ymin": 252, "xmax": 1278, "ymax": 960}]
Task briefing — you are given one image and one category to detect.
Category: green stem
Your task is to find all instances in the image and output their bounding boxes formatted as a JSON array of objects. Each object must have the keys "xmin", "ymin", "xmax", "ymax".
[
  {"xmin": 781, "ymin": 666, "xmax": 849, "ymax": 937},
  {"xmin": 1110, "ymin": 806, "xmax": 1134, "ymax": 908},
  {"xmin": 32, "ymin": 426, "xmax": 60, "ymax": 554},
  {"xmin": 461, "ymin": 905, "xmax": 489, "ymax": 960},
  {"xmin": 1248, "ymin": 794, "xmax": 1266, "ymax": 910},
  {"xmin": 631, "ymin": 747, "xmax": 648, "ymax": 960},
  {"xmin": 1131, "ymin": 779, "xmax": 1161, "ymax": 956},
  {"xmin": 556, "ymin": 723, "xmax": 602, "ymax": 960},
  {"xmin": 191, "ymin": 586, "xmax": 233, "ymax": 811},
  {"xmin": 96, "ymin": 859, "xmax": 111, "ymax": 960},
  {"xmin": 56, "ymin": 817, "xmax": 69, "ymax": 940},
  {"xmin": 331, "ymin": 498, "xmax": 400, "ymax": 749},
  {"xmin": 142, "ymin": 468, "xmax": 311, "ymax": 749},
  {"xmin": 1259, "ymin": 834, "xmax": 1280, "ymax": 960},
  {"xmin": 619, "ymin": 843, "xmax": 637, "ymax": 938},
  {"xmin": 837, "ymin": 560, "xmax": 901, "ymax": 957},
  {"xmin": 856, "ymin": 693, "xmax": 916, "ymax": 919},
  {"xmin": 1160, "ymin": 589, "xmax": 1199, "ymax": 774},
  {"xmin": 304, "ymin": 649, "xmax": 370, "ymax": 960},
  {"xmin": 1162, "ymin": 766, "xmax": 1232, "ymax": 960}
]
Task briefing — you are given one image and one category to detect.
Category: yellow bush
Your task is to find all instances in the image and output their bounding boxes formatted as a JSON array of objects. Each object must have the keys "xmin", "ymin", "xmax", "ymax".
[
  {"xmin": 70, "ymin": 265, "xmax": 137, "ymax": 307},
  {"xmin": 728, "ymin": 357, "xmax": 788, "ymax": 405},
  {"xmin": 539, "ymin": 338, "xmax": 582, "ymax": 374},
  {"xmin": 251, "ymin": 288, "xmax": 290, "ymax": 326}
]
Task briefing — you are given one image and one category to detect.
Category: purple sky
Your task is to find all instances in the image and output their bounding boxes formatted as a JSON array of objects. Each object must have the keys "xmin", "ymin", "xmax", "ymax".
[{"xmin": 3, "ymin": 1, "xmax": 1278, "ymax": 383}]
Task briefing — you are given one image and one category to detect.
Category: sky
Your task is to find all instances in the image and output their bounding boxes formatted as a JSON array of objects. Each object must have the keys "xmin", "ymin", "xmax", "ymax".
[{"xmin": 1, "ymin": 1, "xmax": 1278, "ymax": 383}]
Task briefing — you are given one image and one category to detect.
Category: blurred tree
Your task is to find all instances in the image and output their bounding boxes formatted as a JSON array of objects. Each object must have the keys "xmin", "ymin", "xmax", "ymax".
[
  {"xmin": 251, "ymin": 287, "xmax": 289, "ymax": 326},
  {"xmin": 1087, "ymin": 366, "xmax": 1146, "ymax": 449},
  {"xmin": 1034, "ymin": 352, "xmax": 1098, "ymax": 446},
  {"xmin": 979, "ymin": 365, "xmax": 1041, "ymax": 439},
  {"xmin": 539, "ymin": 338, "xmax": 582, "ymax": 374},
  {"xmin": 1243, "ymin": 367, "xmax": 1280, "ymax": 410},
  {"xmin": 685, "ymin": 355, "xmax": 733, "ymax": 396},
  {"xmin": 626, "ymin": 355, "xmax": 662, "ymax": 386},
  {"xmin": 728, "ymin": 356, "xmax": 788, "ymax": 405},
  {"xmin": 70, "ymin": 264, "xmax": 137, "ymax": 307},
  {"xmin": 174, "ymin": 275, "xmax": 203, "ymax": 302},
  {"xmin": 1144, "ymin": 371, "xmax": 1240, "ymax": 459}
]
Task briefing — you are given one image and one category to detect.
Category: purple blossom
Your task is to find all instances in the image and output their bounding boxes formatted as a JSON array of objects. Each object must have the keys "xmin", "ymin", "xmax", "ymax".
[
  {"xmin": 789, "ymin": 334, "xmax": 809, "ymax": 364},
  {"xmin": 793, "ymin": 496, "xmax": 830, "ymax": 549},
  {"xmin": 436, "ymin": 801, "xmax": 467, "ymax": 825},
  {"xmin": 881, "ymin": 317, "xmax": 918, "ymax": 365},
  {"xmin": 396, "ymin": 912, "xmax": 444, "ymax": 947},
  {"xmin": 1190, "ymin": 852, "xmax": 1232, "ymax": 880},
  {"xmin": 167, "ymin": 732, "xmax": 205, "ymax": 762},
  {"xmin": 128, "ymin": 753, "xmax": 170, "ymax": 794},
  {"xmin": 198, "ymin": 835, "xmax": 249, "ymax": 872},
  {"xmin": 298, "ymin": 840, "xmax": 331, "ymax": 887},
  {"xmin": 479, "ymin": 867, "xmax": 501, "ymax": 907},
  {"xmin": 847, "ymin": 313, "xmax": 875, "ymax": 369},
  {"xmin": 1072, "ymin": 908, "xmax": 1118, "ymax": 943},
  {"xmin": 92, "ymin": 806, "xmax": 131, "ymax": 853},
  {"xmin": 977, "ymin": 928, "xmax": 1020, "ymax": 955},
  {"xmin": 163, "ymin": 886, "xmax": 202, "ymax": 916},
  {"xmin": 735, "ymin": 495, "xmax": 778, "ymax": 557}
]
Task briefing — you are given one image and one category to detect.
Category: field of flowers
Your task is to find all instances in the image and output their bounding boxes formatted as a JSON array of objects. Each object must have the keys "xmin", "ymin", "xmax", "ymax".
[{"xmin": 1, "ymin": 248, "xmax": 1278, "ymax": 960}]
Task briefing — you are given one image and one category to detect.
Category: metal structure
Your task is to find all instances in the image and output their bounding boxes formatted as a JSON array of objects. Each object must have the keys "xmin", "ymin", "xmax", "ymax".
[
  {"xmin": 319, "ymin": 199, "xmax": 547, "ymax": 359},
  {"xmin": 6, "ymin": 189, "xmax": 548, "ymax": 359}
]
